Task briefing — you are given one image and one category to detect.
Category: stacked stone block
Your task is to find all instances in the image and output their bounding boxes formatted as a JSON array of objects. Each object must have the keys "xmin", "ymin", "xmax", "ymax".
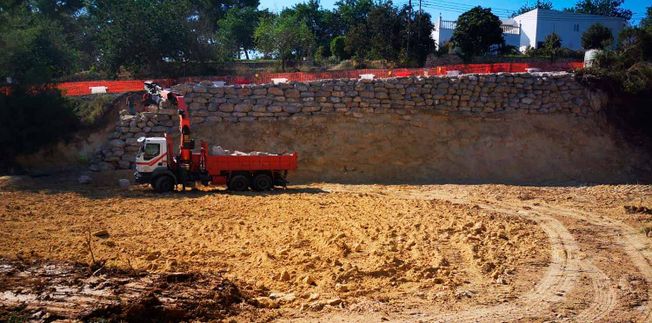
[{"xmin": 93, "ymin": 72, "xmax": 604, "ymax": 170}]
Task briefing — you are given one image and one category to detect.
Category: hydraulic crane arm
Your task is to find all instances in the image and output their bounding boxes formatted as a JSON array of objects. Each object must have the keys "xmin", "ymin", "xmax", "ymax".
[{"xmin": 143, "ymin": 81, "xmax": 205, "ymax": 175}]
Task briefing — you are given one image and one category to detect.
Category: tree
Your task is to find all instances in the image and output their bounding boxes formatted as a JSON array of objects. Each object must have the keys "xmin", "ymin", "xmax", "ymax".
[
  {"xmin": 511, "ymin": 0, "xmax": 553, "ymax": 17},
  {"xmin": 451, "ymin": 7, "xmax": 504, "ymax": 62},
  {"xmin": 254, "ymin": 13, "xmax": 316, "ymax": 70},
  {"xmin": 402, "ymin": 8, "xmax": 436, "ymax": 66},
  {"xmin": 617, "ymin": 27, "xmax": 652, "ymax": 66},
  {"xmin": 216, "ymin": 6, "xmax": 259, "ymax": 60},
  {"xmin": 542, "ymin": 32, "xmax": 562, "ymax": 61},
  {"xmin": 330, "ymin": 36, "xmax": 348, "ymax": 60},
  {"xmin": 289, "ymin": 0, "xmax": 341, "ymax": 58},
  {"xmin": 0, "ymin": 88, "xmax": 80, "ymax": 168},
  {"xmin": 87, "ymin": 0, "xmax": 207, "ymax": 76},
  {"xmin": 0, "ymin": 2, "xmax": 81, "ymax": 168},
  {"xmin": 566, "ymin": 0, "xmax": 632, "ymax": 20},
  {"xmin": 0, "ymin": 3, "xmax": 77, "ymax": 84},
  {"xmin": 187, "ymin": 0, "xmax": 260, "ymax": 35},
  {"xmin": 582, "ymin": 23, "xmax": 614, "ymax": 49},
  {"xmin": 343, "ymin": 2, "xmax": 434, "ymax": 66},
  {"xmin": 344, "ymin": 2, "xmax": 401, "ymax": 64},
  {"xmin": 335, "ymin": 0, "xmax": 374, "ymax": 35},
  {"xmin": 641, "ymin": 7, "xmax": 652, "ymax": 32},
  {"xmin": 364, "ymin": 2, "xmax": 401, "ymax": 61}
]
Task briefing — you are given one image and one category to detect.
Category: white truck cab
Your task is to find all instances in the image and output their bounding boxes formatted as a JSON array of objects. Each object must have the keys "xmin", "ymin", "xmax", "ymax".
[{"xmin": 134, "ymin": 137, "xmax": 169, "ymax": 184}]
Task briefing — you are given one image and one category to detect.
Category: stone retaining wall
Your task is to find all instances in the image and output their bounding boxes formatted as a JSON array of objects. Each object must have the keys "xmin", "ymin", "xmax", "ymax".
[{"xmin": 92, "ymin": 72, "xmax": 606, "ymax": 171}]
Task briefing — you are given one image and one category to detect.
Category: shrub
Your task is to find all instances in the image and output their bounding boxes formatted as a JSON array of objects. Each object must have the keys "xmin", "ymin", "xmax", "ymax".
[
  {"xmin": 0, "ymin": 88, "xmax": 80, "ymax": 168},
  {"xmin": 542, "ymin": 32, "xmax": 562, "ymax": 61},
  {"xmin": 69, "ymin": 94, "xmax": 119, "ymax": 126},
  {"xmin": 618, "ymin": 27, "xmax": 652, "ymax": 66},
  {"xmin": 451, "ymin": 7, "xmax": 504, "ymax": 62},
  {"xmin": 582, "ymin": 23, "xmax": 614, "ymax": 49},
  {"xmin": 330, "ymin": 36, "xmax": 348, "ymax": 61}
]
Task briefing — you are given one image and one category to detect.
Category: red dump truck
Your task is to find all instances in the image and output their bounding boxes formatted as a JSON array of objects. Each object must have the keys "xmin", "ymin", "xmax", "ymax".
[{"xmin": 134, "ymin": 82, "xmax": 297, "ymax": 192}]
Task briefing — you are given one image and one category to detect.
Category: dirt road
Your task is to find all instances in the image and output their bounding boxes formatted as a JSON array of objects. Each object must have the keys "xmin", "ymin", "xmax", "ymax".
[{"xmin": 0, "ymin": 175, "xmax": 650, "ymax": 322}]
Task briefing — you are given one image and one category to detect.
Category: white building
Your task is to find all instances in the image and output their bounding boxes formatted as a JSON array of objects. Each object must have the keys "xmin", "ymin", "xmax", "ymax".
[
  {"xmin": 431, "ymin": 16, "xmax": 521, "ymax": 50},
  {"xmin": 432, "ymin": 9, "xmax": 627, "ymax": 53},
  {"xmin": 513, "ymin": 9, "xmax": 626, "ymax": 51}
]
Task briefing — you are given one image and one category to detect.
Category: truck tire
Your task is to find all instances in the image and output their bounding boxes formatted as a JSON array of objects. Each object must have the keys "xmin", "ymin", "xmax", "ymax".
[
  {"xmin": 252, "ymin": 173, "xmax": 273, "ymax": 191},
  {"xmin": 228, "ymin": 174, "xmax": 250, "ymax": 191},
  {"xmin": 153, "ymin": 176, "xmax": 175, "ymax": 193}
]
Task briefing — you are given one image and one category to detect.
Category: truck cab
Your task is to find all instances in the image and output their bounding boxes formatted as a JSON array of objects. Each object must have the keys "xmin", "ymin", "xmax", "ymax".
[{"xmin": 134, "ymin": 137, "xmax": 171, "ymax": 187}]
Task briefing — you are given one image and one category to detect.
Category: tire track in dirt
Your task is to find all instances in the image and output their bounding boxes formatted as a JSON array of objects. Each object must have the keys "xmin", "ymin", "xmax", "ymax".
[
  {"xmin": 321, "ymin": 186, "xmax": 621, "ymax": 322},
  {"xmin": 425, "ymin": 209, "xmax": 585, "ymax": 322},
  {"xmin": 529, "ymin": 204, "xmax": 652, "ymax": 322},
  {"xmin": 415, "ymin": 194, "xmax": 619, "ymax": 322},
  {"xmin": 414, "ymin": 191, "xmax": 648, "ymax": 322}
]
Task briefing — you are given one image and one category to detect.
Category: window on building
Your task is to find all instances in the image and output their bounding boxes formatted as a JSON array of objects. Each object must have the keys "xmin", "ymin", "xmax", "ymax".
[{"xmin": 573, "ymin": 24, "xmax": 579, "ymax": 32}]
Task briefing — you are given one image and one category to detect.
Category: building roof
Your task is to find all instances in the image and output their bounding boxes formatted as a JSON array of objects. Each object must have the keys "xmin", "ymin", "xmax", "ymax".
[{"xmin": 514, "ymin": 8, "xmax": 627, "ymax": 22}]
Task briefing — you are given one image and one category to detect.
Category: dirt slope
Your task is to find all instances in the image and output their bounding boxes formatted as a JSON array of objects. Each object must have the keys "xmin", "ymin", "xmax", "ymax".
[{"xmin": 194, "ymin": 112, "xmax": 651, "ymax": 184}]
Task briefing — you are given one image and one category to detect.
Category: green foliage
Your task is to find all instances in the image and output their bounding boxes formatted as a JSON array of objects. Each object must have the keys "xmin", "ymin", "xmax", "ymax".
[
  {"xmin": 406, "ymin": 10, "xmax": 437, "ymax": 66},
  {"xmin": 0, "ymin": 4, "xmax": 77, "ymax": 84},
  {"xmin": 289, "ymin": 0, "xmax": 342, "ymax": 58},
  {"xmin": 0, "ymin": 89, "xmax": 80, "ymax": 167},
  {"xmin": 511, "ymin": 0, "xmax": 553, "ymax": 17},
  {"xmin": 582, "ymin": 23, "xmax": 614, "ymax": 49},
  {"xmin": 254, "ymin": 13, "xmax": 316, "ymax": 70},
  {"xmin": 565, "ymin": 0, "xmax": 632, "ymax": 20},
  {"xmin": 498, "ymin": 44, "xmax": 520, "ymax": 56},
  {"xmin": 88, "ymin": 0, "xmax": 213, "ymax": 76},
  {"xmin": 618, "ymin": 27, "xmax": 652, "ymax": 65},
  {"xmin": 335, "ymin": 0, "xmax": 375, "ymax": 34},
  {"xmin": 187, "ymin": 0, "xmax": 260, "ymax": 34},
  {"xmin": 343, "ymin": 2, "xmax": 434, "ymax": 66},
  {"xmin": 542, "ymin": 32, "xmax": 562, "ymax": 61},
  {"xmin": 451, "ymin": 6, "xmax": 504, "ymax": 62},
  {"xmin": 216, "ymin": 6, "xmax": 259, "ymax": 60},
  {"xmin": 330, "ymin": 36, "xmax": 348, "ymax": 60},
  {"xmin": 575, "ymin": 19, "xmax": 652, "ymax": 138},
  {"xmin": 641, "ymin": 7, "xmax": 652, "ymax": 31},
  {"xmin": 70, "ymin": 94, "xmax": 118, "ymax": 126},
  {"xmin": 543, "ymin": 33, "xmax": 562, "ymax": 50}
]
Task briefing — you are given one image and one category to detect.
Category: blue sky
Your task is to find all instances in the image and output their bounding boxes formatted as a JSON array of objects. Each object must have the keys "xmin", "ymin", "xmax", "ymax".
[{"xmin": 258, "ymin": 0, "xmax": 650, "ymax": 25}]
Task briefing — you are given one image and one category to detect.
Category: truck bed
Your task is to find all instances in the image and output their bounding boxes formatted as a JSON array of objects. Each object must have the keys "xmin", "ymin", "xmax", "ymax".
[{"xmin": 198, "ymin": 152, "xmax": 298, "ymax": 174}]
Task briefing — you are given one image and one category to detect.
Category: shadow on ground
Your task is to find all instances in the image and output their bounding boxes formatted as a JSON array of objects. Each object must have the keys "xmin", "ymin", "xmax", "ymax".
[{"xmin": 1, "ymin": 167, "xmax": 650, "ymax": 200}]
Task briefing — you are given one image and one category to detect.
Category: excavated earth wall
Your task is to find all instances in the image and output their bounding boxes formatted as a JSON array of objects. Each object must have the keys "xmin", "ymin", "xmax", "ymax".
[{"xmin": 90, "ymin": 72, "xmax": 651, "ymax": 184}]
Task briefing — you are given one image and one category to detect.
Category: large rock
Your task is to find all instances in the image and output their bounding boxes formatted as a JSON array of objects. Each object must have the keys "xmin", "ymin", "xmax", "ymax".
[{"xmin": 118, "ymin": 179, "xmax": 130, "ymax": 189}]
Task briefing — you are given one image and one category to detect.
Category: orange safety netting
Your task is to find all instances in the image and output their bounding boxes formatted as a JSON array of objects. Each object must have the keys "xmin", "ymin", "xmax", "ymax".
[{"xmin": 3, "ymin": 62, "xmax": 584, "ymax": 97}]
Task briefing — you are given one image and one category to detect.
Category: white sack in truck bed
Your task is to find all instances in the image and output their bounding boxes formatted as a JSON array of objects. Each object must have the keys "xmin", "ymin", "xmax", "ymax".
[{"xmin": 211, "ymin": 146, "xmax": 280, "ymax": 156}]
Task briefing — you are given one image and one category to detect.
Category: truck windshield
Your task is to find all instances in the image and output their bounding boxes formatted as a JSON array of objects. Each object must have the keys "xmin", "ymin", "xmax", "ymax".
[{"xmin": 144, "ymin": 143, "xmax": 160, "ymax": 160}]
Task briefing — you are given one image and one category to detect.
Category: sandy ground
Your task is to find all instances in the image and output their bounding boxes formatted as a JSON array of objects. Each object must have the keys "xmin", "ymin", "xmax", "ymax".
[{"xmin": 1, "ymin": 174, "xmax": 651, "ymax": 322}]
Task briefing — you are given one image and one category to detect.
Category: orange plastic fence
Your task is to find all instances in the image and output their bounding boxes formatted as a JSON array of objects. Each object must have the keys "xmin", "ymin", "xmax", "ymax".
[{"xmin": 6, "ymin": 61, "xmax": 583, "ymax": 97}]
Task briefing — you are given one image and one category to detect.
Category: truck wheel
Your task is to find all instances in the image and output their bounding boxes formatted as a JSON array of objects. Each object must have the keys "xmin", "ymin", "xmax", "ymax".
[
  {"xmin": 153, "ymin": 176, "xmax": 174, "ymax": 193},
  {"xmin": 228, "ymin": 174, "xmax": 250, "ymax": 191},
  {"xmin": 252, "ymin": 173, "xmax": 273, "ymax": 191}
]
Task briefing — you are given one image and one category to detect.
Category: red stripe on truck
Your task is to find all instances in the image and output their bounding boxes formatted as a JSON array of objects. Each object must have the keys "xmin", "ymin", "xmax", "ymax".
[{"xmin": 135, "ymin": 154, "xmax": 166, "ymax": 166}]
